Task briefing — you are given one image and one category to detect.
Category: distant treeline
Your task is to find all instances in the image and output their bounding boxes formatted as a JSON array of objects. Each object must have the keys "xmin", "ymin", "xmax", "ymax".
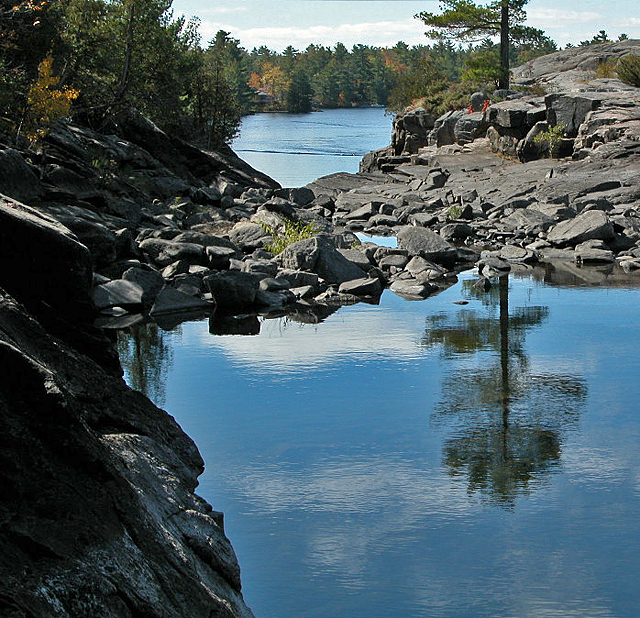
[
  {"xmin": 219, "ymin": 33, "xmax": 559, "ymax": 115},
  {"xmin": 1, "ymin": 0, "xmax": 620, "ymax": 151}
]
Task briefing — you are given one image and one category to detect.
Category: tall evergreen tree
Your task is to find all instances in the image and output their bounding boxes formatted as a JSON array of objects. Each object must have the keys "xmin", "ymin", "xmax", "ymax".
[
  {"xmin": 416, "ymin": 0, "xmax": 545, "ymax": 89},
  {"xmin": 286, "ymin": 71, "xmax": 313, "ymax": 113}
]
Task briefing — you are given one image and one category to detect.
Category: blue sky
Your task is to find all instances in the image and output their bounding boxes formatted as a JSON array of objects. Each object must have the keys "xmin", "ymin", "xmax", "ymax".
[{"xmin": 172, "ymin": 0, "xmax": 640, "ymax": 51}]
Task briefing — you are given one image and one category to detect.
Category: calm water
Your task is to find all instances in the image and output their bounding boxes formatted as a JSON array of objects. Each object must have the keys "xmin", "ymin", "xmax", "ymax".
[
  {"xmin": 120, "ymin": 268, "xmax": 640, "ymax": 618},
  {"xmin": 231, "ymin": 108, "xmax": 393, "ymax": 187}
]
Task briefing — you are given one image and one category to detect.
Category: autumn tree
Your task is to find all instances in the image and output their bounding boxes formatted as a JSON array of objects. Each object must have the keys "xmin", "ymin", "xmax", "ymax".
[{"xmin": 416, "ymin": 0, "xmax": 547, "ymax": 90}]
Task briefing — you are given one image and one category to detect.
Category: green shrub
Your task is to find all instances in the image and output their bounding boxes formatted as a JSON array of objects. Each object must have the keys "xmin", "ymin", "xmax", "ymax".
[
  {"xmin": 616, "ymin": 55, "xmax": 640, "ymax": 87},
  {"xmin": 260, "ymin": 218, "xmax": 319, "ymax": 255},
  {"xmin": 533, "ymin": 124, "xmax": 566, "ymax": 158}
]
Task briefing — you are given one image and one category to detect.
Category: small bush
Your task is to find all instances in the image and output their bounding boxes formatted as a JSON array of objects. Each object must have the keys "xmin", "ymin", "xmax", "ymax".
[
  {"xmin": 533, "ymin": 124, "xmax": 566, "ymax": 158},
  {"xmin": 616, "ymin": 55, "xmax": 640, "ymax": 87},
  {"xmin": 448, "ymin": 205, "xmax": 463, "ymax": 220},
  {"xmin": 596, "ymin": 58, "xmax": 618, "ymax": 79},
  {"xmin": 260, "ymin": 218, "xmax": 319, "ymax": 255}
]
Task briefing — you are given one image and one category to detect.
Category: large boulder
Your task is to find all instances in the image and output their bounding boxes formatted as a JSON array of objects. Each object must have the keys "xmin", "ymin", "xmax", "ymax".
[
  {"xmin": 396, "ymin": 226, "xmax": 458, "ymax": 265},
  {"xmin": 92, "ymin": 279, "xmax": 144, "ymax": 311},
  {"xmin": 454, "ymin": 112, "xmax": 488, "ymax": 145},
  {"xmin": 0, "ymin": 149, "xmax": 43, "ymax": 204},
  {"xmin": 392, "ymin": 108, "xmax": 437, "ymax": 154},
  {"xmin": 0, "ymin": 196, "xmax": 92, "ymax": 320},
  {"xmin": 203, "ymin": 271, "xmax": 264, "ymax": 307},
  {"xmin": 547, "ymin": 210, "xmax": 615, "ymax": 246},
  {"xmin": 428, "ymin": 110, "xmax": 466, "ymax": 147},
  {"xmin": 139, "ymin": 238, "xmax": 206, "ymax": 267},
  {"xmin": 545, "ymin": 92, "xmax": 604, "ymax": 137},
  {"xmin": 275, "ymin": 236, "xmax": 367, "ymax": 284}
]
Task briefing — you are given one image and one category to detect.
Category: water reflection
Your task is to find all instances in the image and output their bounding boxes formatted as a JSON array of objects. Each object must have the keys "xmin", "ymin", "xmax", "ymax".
[
  {"xmin": 422, "ymin": 275, "xmax": 587, "ymax": 506},
  {"xmin": 117, "ymin": 322, "xmax": 176, "ymax": 406}
]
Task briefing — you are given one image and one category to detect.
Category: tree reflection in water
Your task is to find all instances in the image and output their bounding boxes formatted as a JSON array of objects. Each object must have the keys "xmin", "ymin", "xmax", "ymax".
[
  {"xmin": 422, "ymin": 275, "xmax": 587, "ymax": 506},
  {"xmin": 117, "ymin": 322, "xmax": 176, "ymax": 407}
]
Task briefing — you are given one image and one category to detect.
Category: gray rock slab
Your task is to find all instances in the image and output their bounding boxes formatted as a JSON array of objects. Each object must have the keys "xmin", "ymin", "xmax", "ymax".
[
  {"xmin": 547, "ymin": 210, "xmax": 614, "ymax": 246},
  {"xmin": 92, "ymin": 279, "xmax": 144, "ymax": 310},
  {"xmin": 228, "ymin": 222, "xmax": 270, "ymax": 250},
  {"xmin": 396, "ymin": 226, "xmax": 457, "ymax": 265},
  {"xmin": 389, "ymin": 279, "xmax": 435, "ymax": 299},
  {"xmin": 338, "ymin": 277, "xmax": 383, "ymax": 297},
  {"xmin": 139, "ymin": 238, "xmax": 206, "ymax": 267},
  {"xmin": 276, "ymin": 236, "xmax": 366, "ymax": 284},
  {"xmin": 122, "ymin": 267, "xmax": 164, "ymax": 308},
  {"xmin": 149, "ymin": 286, "xmax": 212, "ymax": 316}
]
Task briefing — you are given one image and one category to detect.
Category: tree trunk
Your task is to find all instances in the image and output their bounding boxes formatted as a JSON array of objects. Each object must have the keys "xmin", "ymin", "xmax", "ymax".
[{"xmin": 499, "ymin": 0, "xmax": 510, "ymax": 90}]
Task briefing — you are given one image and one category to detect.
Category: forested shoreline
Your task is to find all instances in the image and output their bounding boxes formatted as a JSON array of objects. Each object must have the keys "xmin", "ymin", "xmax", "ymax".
[{"xmin": 0, "ymin": 0, "xmax": 631, "ymax": 153}]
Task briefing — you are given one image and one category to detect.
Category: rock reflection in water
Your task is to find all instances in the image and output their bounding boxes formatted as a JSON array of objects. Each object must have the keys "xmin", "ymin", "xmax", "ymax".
[
  {"xmin": 422, "ymin": 275, "xmax": 587, "ymax": 505},
  {"xmin": 117, "ymin": 322, "xmax": 175, "ymax": 406}
]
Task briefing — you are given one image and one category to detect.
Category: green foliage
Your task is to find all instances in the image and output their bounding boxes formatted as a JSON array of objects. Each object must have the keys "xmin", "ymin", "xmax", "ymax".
[
  {"xmin": 0, "ymin": 0, "xmax": 561, "ymax": 147},
  {"xmin": 533, "ymin": 124, "xmax": 565, "ymax": 158},
  {"xmin": 448, "ymin": 204, "xmax": 464, "ymax": 219},
  {"xmin": 260, "ymin": 218, "xmax": 319, "ymax": 255},
  {"xmin": 461, "ymin": 42, "xmax": 502, "ymax": 88},
  {"xmin": 579, "ymin": 30, "xmax": 610, "ymax": 46},
  {"xmin": 387, "ymin": 53, "xmax": 449, "ymax": 112},
  {"xmin": 616, "ymin": 55, "xmax": 640, "ymax": 88},
  {"xmin": 286, "ymin": 71, "xmax": 313, "ymax": 113}
]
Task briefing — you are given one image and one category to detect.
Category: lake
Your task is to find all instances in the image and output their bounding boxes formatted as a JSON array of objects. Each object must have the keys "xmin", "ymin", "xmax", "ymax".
[
  {"xmin": 231, "ymin": 108, "xmax": 393, "ymax": 187},
  {"xmin": 119, "ymin": 266, "xmax": 640, "ymax": 618}
]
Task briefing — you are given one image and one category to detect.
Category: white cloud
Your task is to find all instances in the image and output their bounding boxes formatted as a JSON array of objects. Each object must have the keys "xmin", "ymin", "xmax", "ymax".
[
  {"xmin": 196, "ymin": 6, "xmax": 250, "ymax": 16},
  {"xmin": 187, "ymin": 300, "xmax": 427, "ymax": 373},
  {"xmin": 527, "ymin": 8, "xmax": 602, "ymax": 26},
  {"xmin": 199, "ymin": 18, "xmax": 426, "ymax": 51}
]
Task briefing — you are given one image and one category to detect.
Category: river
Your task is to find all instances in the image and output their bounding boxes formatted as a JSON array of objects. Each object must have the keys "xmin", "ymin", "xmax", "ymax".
[
  {"xmin": 119, "ymin": 110, "xmax": 640, "ymax": 617},
  {"xmin": 119, "ymin": 267, "xmax": 640, "ymax": 618},
  {"xmin": 232, "ymin": 108, "xmax": 393, "ymax": 187}
]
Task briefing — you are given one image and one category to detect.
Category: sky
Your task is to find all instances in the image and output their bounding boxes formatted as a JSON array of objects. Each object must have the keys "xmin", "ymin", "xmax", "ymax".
[{"xmin": 171, "ymin": 0, "xmax": 640, "ymax": 52}]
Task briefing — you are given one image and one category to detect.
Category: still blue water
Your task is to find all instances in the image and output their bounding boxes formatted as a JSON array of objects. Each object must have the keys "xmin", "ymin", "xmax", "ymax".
[
  {"xmin": 121, "ymin": 270, "xmax": 640, "ymax": 618},
  {"xmin": 231, "ymin": 108, "xmax": 393, "ymax": 187}
]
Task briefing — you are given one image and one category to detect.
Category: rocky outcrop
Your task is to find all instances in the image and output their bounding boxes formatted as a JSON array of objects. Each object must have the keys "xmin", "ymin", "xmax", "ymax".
[{"xmin": 0, "ymin": 288, "xmax": 253, "ymax": 618}]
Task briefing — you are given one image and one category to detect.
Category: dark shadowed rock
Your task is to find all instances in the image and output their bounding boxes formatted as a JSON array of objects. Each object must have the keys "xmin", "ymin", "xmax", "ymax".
[
  {"xmin": 122, "ymin": 267, "xmax": 165, "ymax": 308},
  {"xmin": 203, "ymin": 271, "xmax": 264, "ymax": 307},
  {"xmin": 545, "ymin": 92, "xmax": 604, "ymax": 137},
  {"xmin": 0, "ymin": 196, "xmax": 92, "ymax": 321},
  {"xmin": 149, "ymin": 286, "xmax": 212, "ymax": 315},
  {"xmin": 0, "ymin": 149, "xmax": 43, "ymax": 204},
  {"xmin": 0, "ymin": 291, "xmax": 253, "ymax": 618},
  {"xmin": 139, "ymin": 238, "xmax": 206, "ymax": 267}
]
